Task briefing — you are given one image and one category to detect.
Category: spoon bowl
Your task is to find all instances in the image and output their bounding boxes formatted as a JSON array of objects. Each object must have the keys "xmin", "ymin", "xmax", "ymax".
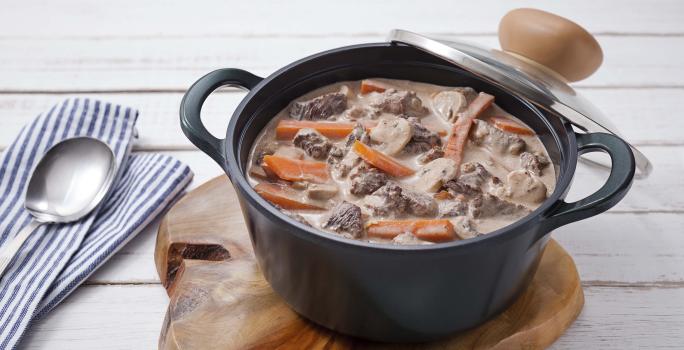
[
  {"xmin": 25, "ymin": 137, "xmax": 118, "ymax": 223},
  {"xmin": 0, "ymin": 137, "xmax": 118, "ymax": 278}
]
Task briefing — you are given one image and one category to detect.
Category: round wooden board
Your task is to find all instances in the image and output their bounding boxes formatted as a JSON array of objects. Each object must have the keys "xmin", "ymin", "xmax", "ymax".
[{"xmin": 155, "ymin": 176, "xmax": 584, "ymax": 350}]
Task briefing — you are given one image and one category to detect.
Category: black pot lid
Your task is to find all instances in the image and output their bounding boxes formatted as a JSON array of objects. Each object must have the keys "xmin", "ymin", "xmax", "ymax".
[{"xmin": 388, "ymin": 29, "xmax": 652, "ymax": 178}]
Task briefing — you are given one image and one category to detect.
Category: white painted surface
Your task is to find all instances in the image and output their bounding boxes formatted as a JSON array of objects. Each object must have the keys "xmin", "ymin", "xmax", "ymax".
[
  {"xmin": 17, "ymin": 285, "xmax": 684, "ymax": 349},
  {"xmin": 0, "ymin": 36, "xmax": 683, "ymax": 91},
  {"xmin": 1, "ymin": 0, "xmax": 683, "ymax": 348}
]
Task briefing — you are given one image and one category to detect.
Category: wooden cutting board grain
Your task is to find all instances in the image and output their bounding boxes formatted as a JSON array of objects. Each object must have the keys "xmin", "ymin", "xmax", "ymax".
[{"xmin": 155, "ymin": 175, "xmax": 584, "ymax": 349}]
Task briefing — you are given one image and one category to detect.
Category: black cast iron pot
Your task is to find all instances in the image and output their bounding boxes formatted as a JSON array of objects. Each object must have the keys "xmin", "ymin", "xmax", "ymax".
[{"xmin": 180, "ymin": 43, "xmax": 635, "ymax": 342}]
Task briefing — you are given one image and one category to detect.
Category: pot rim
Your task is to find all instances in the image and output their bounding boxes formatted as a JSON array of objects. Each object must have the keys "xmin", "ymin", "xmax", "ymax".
[{"xmin": 225, "ymin": 43, "xmax": 578, "ymax": 252}]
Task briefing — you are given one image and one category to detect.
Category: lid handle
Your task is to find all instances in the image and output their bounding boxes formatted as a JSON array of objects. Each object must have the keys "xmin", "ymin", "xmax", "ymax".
[{"xmin": 498, "ymin": 8, "xmax": 603, "ymax": 82}]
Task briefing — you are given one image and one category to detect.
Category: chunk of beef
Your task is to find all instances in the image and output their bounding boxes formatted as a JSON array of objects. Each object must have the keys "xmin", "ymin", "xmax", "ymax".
[
  {"xmin": 403, "ymin": 190, "xmax": 438, "ymax": 216},
  {"xmin": 327, "ymin": 123, "xmax": 368, "ymax": 178},
  {"xmin": 469, "ymin": 193, "xmax": 530, "ymax": 219},
  {"xmin": 363, "ymin": 182, "xmax": 437, "ymax": 217},
  {"xmin": 444, "ymin": 162, "xmax": 501, "ymax": 196},
  {"xmin": 445, "ymin": 181, "xmax": 480, "ymax": 196},
  {"xmin": 289, "ymin": 92, "xmax": 347, "ymax": 120},
  {"xmin": 470, "ymin": 119, "xmax": 526, "ymax": 155},
  {"xmin": 403, "ymin": 141, "xmax": 432, "ymax": 154},
  {"xmin": 345, "ymin": 106, "xmax": 380, "ymax": 120},
  {"xmin": 458, "ymin": 162, "xmax": 495, "ymax": 190},
  {"xmin": 323, "ymin": 201, "xmax": 364, "ymax": 238},
  {"xmin": 419, "ymin": 147, "xmax": 445, "ymax": 164},
  {"xmin": 350, "ymin": 165, "xmax": 388, "ymax": 196},
  {"xmin": 410, "ymin": 119, "xmax": 442, "ymax": 146},
  {"xmin": 293, "ymin": 128, "xmax": 332, "ymax": 160},
  {"xmin": 520, "ymin": 152, "xmax": 550, "ymax": 176},
  {"xmin": 363, "ymin": 182, "xmax": 407, "ymax": 216},
  {"xmin": 372, "ymin": 90, "xmax": 428, "ymax": 118},
  {"xmin": 403, "ymin": 118, "xmax": 442, "ymax": 155},
  {"xmin": 328, "ymin": 145, "xmax": 345, "ymax": 158}
]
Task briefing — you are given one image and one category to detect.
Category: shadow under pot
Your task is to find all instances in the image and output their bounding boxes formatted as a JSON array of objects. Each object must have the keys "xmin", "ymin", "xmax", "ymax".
[{"xmin": 179, "ymin": 43, "xmax": 635, "ymax": 342}]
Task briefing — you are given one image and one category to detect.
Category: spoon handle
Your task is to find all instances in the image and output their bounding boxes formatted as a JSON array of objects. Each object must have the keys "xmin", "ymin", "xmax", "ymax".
[{"xmin": 0, "ymin": 220, "xmax": 43, "ymax": 278}]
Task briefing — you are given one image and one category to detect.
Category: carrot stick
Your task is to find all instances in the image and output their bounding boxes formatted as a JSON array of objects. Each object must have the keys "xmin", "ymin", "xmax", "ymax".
[
  {"xmin": 351, "ymin": 141, "xmax": 414, "ymax": 177},
  {"xmin": 262, "ymin": 155, "xmax": 330, "ymax": 183},
  {"xmin": 275, "ymin": 120, "xmax": 380, "ymax": 140},
  {"xmin": 413, "ymin": 220, "xmax": 456, "ymax": 242},
  {"xmin": 367, "ymin": 219, "xmax": 455, "ymax": 243},
  {"xmin": 444, "ymin": 92, "xmax": 495, "ymax": 173},
  {"xmin": 490, "ymin": 117, "xmax": 535, "ymax": 135},
  {"xmin": 366, "ymin": 221, "xmax": 410, "ymax": 239},
  {"xmin": 360, "ymin": 80, "xmax": 387, "ymax": 94},
  {"xmin": 255, "ymin": 183, "xmax": 324, "ymax": 210},
  {"xmin": 276, "ymin": 120, "xmax": 357, "ymax": 139}
]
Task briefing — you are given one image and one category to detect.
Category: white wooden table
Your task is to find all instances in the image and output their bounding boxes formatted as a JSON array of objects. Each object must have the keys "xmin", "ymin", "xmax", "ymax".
[{"xmin": 2, "ymin": 1, "xmax": 683, "ymax": 348}]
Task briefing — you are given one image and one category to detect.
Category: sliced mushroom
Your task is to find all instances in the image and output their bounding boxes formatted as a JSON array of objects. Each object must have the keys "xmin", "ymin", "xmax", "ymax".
[
  {"xmin": 414, "ymin": 158, "xmax": 459, "ymax": 193},
  {"xmin": 432, "ymin": 90, "xmax": 467, "ymax": 122},
  {"xmin": 306, "ymin": 183, "xmax": 339, "ymax": 200},
  {"xmin": 369, "ymin": 117, "xmax": 413, "ymax": 155},
  {"xmin": 339, "ymin": 85, "xmax": 353, "ymax": 100},
  {"xmin": 505, "ymin": 169, "xmax": 548, "ymax": 204},
  {"xmin": 452, "ymin": 217, "xmax": 481, "ymax": 240}
]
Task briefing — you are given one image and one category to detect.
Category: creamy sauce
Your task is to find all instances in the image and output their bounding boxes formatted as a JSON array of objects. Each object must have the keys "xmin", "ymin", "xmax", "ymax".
[{"xmin": 247, "ymin": 78, "xmax": 556, "ymax": 244}]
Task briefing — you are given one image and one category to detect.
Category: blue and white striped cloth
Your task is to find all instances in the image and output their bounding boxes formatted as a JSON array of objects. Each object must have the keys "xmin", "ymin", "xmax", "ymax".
[{"xmin": 0, "ymin": 98, "xmax": 193, "ymax": 349}]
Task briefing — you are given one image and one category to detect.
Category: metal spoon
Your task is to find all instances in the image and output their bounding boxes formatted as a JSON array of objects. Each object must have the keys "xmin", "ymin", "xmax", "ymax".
[{"xmin": 0, "ymin": 137, "xmax": 118, "ymax": 277}]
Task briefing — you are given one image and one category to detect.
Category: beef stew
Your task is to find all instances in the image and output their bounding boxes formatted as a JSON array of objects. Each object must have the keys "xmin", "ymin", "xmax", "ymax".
[{"xmin": 247, "ymin": 78, "xmax": 556, "ymax": 244}]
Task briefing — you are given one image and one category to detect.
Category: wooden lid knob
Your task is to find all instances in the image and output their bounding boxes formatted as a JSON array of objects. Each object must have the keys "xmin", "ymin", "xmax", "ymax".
[{"xmin": 498, "ymin": 8, "xmax": 603, "ymax": 82}]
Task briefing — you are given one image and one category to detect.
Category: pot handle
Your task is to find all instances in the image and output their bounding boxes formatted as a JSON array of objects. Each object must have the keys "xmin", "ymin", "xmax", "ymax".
[
  {"xmin": 180, "ymin": 68, "xmax": 263, "ymax": 166},
  {"xmin": 542, "ymin": 132, "xmax": 635, "ymax": 231}
]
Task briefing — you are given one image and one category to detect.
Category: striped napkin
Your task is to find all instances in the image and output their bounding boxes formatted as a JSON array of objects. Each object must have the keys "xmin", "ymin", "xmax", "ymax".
[{"xmin": 0, "ymin": 98, "xmax": 193, "ymax": 349}]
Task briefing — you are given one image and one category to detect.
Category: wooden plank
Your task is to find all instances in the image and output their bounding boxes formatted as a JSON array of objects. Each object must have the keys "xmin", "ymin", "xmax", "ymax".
[
  {"xmin": 552, "ymin": 286, "xmax": 684, "ymax": 349},
  {"xmin": 0, "ymin": 92, "xmax": 243, "ymax": 150},
  {"xmin": 580, "ymin": 88, "xmax": 684, "ymax": 146},
  {"xmin": 1, "ymin": 36, "xmax": 684, "ymax": 91},
  {"xmin": 84, "ymin": 149, "xmax": 684, "ymax": 285},
  {"xmin": 554, "ymin": 213, "xmax": 684, "ymax": 285},
  {"xmin": 1, "ymin": 88, "xmax": 683, "ymax": 151},
  {"xmin": 21, "ymin": 285, "xmax": 166, "ymax": 350},
  {"xmin": 2, "ymin": 0, "xmax": 684, "ymax": 38},
  {"xmin": 19, "ymin": 284, "xmax": 684, "ymax": 349}
]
